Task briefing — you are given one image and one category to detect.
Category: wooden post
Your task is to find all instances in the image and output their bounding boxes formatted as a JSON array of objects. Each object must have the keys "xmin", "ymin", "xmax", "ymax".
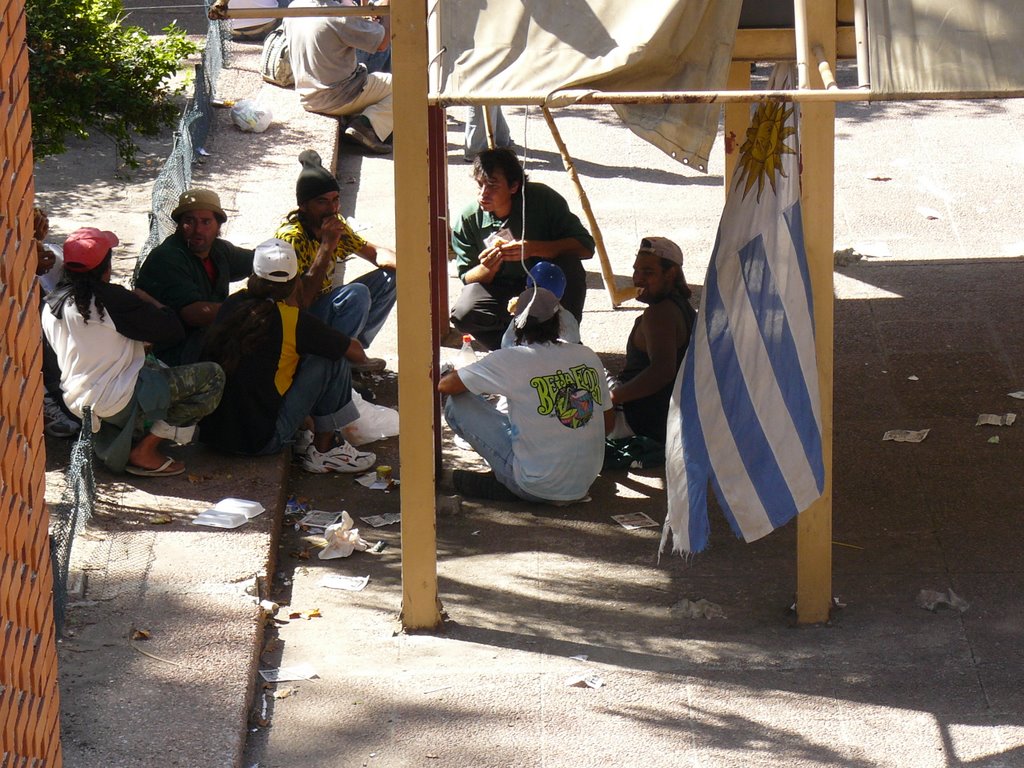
[
  {"xmin": 724, "ymin": 61, "xmax": 752, "ymax": 199},
  {"xmin": 393, "ymin": 0, "xmax": 443, "ymax": 630},
  {"xmin": 541, "ymin": 107, "xmax": 637, "ymax": 306},
  {"xmin": 795, "ymin": 0, "xmax": 836, "ymax": 625}
]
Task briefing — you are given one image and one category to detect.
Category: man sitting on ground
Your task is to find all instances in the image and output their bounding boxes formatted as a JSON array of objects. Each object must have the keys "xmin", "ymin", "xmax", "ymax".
[
  {"xmin": 610, "ymin": 237, "xmax": 697, "ymax": 447},
  {"xmin": 275, "ymin": 150, "xmax": 396, "ymax": 373},
  {"xmin": 285, "ymin": 0, "xmax": 393, "ymax": 154},
  {"xmin": 201, "ymin": 238, "xmax": 376, "ymax": 474},
  {"xmin": 136, "ymin": 189, "xmax": 254, "ymax": 365},
  {"xmin": 42, "ymin": 227, "xmax": 225, "ymax": 477},
  {"xmin": 439, "ymin": 287, "xmax": 613, "ymax": 504},
  {"xmin": 450, "ymin": 148, "xmax": 595, "ymax": 351}
]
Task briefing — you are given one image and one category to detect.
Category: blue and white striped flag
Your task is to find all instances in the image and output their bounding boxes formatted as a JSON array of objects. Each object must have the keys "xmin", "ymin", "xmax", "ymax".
[{"xmin": 662, "ymin": 64, "xmax": 825, "ymax": 556}]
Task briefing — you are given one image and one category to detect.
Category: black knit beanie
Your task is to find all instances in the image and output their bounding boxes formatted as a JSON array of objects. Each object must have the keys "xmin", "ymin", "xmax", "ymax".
[{"xmin": 296, "ymin": 149, "xmax": 339, "ymax": 205}]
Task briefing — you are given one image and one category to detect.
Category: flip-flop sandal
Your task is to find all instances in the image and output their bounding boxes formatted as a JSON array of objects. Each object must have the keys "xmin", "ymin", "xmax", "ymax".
[{"xmin": 125, "ymin": 457, "xmax": 185, "ymax": 477}]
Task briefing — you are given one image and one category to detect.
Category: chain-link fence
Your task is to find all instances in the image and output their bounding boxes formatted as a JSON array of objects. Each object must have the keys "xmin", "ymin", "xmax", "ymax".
[
  {"xmin": 48, "ymin": 410, "xmax": 95, "ymax": 635},
  {"xmin": 135, "ymin": 12, "xmax": 231, "ymax": 279}
]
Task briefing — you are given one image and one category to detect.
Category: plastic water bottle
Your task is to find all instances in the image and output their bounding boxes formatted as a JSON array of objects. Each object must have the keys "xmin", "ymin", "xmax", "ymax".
[{"xmin": 456, "ymin": 334, "xmax": 478, "ymax": 368}]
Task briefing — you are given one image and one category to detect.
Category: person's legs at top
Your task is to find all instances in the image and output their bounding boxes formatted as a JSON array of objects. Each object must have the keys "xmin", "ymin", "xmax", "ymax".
[
  {"xmin": 331, "ymin": 73, "xmax": 392, "ymax": 152},
  {"xmin": 348, "ymin": 268, "xmax": 396, "ymax": 347},
  {"xmin": 449, "ymin": 282, "xmax": 518, "ymax": 351},
  {"xmin": 464, "ymin": 106, "xmax": 511, "ymax": 161},
  {"xmin": 160, "ymin": 362, "xmax": 226, "ymax": 432}
]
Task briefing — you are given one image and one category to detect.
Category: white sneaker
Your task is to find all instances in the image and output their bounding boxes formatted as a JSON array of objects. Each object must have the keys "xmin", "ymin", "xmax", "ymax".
[
  {"xmin": 301, "ymin": 441, "xmax": 376, "ymax": 474},
  {"xmin": 43, "ymin": 394, "xmax": 80, "ymax": 438}
]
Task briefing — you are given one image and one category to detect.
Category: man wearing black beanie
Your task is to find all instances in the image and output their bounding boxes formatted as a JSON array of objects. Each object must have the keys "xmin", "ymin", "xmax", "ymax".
[{"xmin": 275, "ymin": 150, "xmax": 396, "ymax": 372}]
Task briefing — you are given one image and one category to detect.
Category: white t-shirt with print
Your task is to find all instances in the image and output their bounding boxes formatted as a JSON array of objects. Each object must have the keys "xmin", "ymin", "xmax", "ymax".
[{"xmin": 458, "ymin": 341, "xmax": 611, "ymax": 501}]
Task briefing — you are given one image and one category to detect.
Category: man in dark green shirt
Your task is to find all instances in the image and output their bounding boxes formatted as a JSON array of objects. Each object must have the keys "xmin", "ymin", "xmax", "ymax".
[
  {"xmin": 136, "ymin": 189, "xmax": 255, "ymax": 365},
  {"xmin": 450, "ymin": 148, "xmax": 595, "ymax": 351}
]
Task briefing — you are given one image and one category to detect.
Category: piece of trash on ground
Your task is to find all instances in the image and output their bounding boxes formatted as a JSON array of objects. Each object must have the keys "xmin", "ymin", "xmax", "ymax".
[
  {"xmin": 670, "ymin": 598, "xmax": 726, "ymax": 619},
  {"xmin": 1008, "ymin": 390, "xmax": 1024, "ymax": 400},
  {"xmin": 988, "ymin": 436, "xmax": 1000, "ymax": 444},
  {"xmin": 288, "ymin": 607, "xmax": 321, "ymax": 620},
  {"xmin": 907, "ymin": 375, "xmax": 919, "ymax": 381},
  {"xmin": 569, "ymin": 654, "xmax": 589, "ymax": 661},
  {"xmin": 833, "ymin": 247, "xmax": 863, "ymax": 267},
  {"xmin": 320, "ymin": 512, "xmax": 370, "ymax": 558},
  {"xmin": 361, "ymin": 512, "xmax": 401, "ymax": 527},
  {"xmin": 259, "ymin": 663, "xmax": 318, "ymax": 682},
  {"xmin": 916, "ymin": 205, "xmax": 941, "ymax": 220},
  {"xmin": 215, "ymin": 497, "xmax": 265, "ymax": 518},
  {"xmin": 565, "ymin": 673, "xmax": 604, "ymax": 689},
  {"xmin": 319, "ymin": 574, "xmax": 370, "ymax": 592},
  {"xmin": 300, "ymin": 510, "xmax": 344, "ymax": 529},
  {"xmin": 356, "ymin": 472, "xmax": 399, "ymax": 491},
  {"xmin": 917, "ymin": 588, "xmax": 969, "ymax": 613},
  {"xmin": 192, "ymin": 508, "xmax": 248, "ymax": 529},
  {"xmin": 367, "ymin": 541, "xmax": 388, "ymax": 554},
  {"xmin": 976, "ymin": 413, "xmax": 1016, "ymax": 427},
  {"xmin": 271, "ymin": 687, "xmax": 297, "ymax": 700},
  {"xmin": 611, "ymin": 512, "xmax": 660, "ymax": 530},
  {"xmin": 883, "ymin": 428, "xmax": 930, "ymax": 443}
]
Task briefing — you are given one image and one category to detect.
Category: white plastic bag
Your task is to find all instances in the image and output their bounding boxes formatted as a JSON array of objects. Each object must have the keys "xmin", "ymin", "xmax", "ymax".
[
  {"xmin": 341, "ymin": 390, "xmax": 399, "ymax": 446},
  {"xmin": 319, "ymin": 512, "xmax": 369, "ymax": 559},
  {"xmin": 230, "ymin": 99, "xmax": 273, "ymax": 133}
]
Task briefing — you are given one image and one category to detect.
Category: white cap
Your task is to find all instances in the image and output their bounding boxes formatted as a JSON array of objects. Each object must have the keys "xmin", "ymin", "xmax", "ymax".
[{"xmin": 253, "ymin": 238, "xmax": 298, "ymax": 282}]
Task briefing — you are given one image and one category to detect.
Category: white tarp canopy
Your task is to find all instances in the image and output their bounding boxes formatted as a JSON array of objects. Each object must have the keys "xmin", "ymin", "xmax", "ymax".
[
  {"xmin": 866, "ymin": 0, "xmax": 1024, "ymax": 94},
  {"xmin": 437, "ymin": 0, "xmax": 743, "ymax": 171}
]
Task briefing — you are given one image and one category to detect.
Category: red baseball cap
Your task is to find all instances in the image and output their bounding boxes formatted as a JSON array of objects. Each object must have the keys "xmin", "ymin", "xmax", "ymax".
[{"xmin": 63, "ymin": 227, "xmax": 119, "ymax": 272}]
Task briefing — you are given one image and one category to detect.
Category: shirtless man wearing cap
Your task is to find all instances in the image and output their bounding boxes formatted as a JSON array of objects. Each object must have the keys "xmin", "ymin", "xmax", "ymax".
[
  {"xmin": 610, "ymin": 236, "xmax": 697, "ymax": 446},
  {"xmin": 136, "ymin": 188, "xmax": 255, "ymax": 366}
]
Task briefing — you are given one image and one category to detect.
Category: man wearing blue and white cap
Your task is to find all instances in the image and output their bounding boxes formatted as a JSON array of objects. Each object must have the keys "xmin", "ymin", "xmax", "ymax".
[
  {"xmin": 439, "ymin": 286, "xmax": 613, "ymax": 504},
  {"xmin": 201, "ymin": 238, "xmax": 376, "ymax": 474}
]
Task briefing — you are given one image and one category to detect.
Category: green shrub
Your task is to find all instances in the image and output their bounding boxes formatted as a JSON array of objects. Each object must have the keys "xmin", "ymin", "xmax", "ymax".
[{"xmin": 27, "ymin": 0, "xmax": 198, "ymax": 167}]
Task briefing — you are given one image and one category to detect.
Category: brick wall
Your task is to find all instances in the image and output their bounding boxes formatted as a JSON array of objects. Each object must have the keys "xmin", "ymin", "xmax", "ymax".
[{"xmin": 0, "ymin": 0, "xmax": 64, "ymax": 763}]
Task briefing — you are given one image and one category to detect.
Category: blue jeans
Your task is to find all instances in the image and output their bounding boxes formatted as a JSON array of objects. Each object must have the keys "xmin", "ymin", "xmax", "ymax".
[
  {"xmin": 443, "ymin": 392, "xmax": 545, "ymax": 502},
  {"xmin": 309, "ymin": 268, "xmax": 396, "ymax": 348},
  {"xmin": 465, "ymin": 106, "xmax": 511, "ymax": 159},
  {"xmin": 259, "ymin": 355, "xmax": 359, "ymax": 455},
  {"xmin": 356, "ymin": 46, "xmax": 391, "ymax": 75}
]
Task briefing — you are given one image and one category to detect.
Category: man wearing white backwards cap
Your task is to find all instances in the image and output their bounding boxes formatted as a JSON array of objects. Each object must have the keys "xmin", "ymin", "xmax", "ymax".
[
  {"xmin": 200, "ymin": 238, "xmax": 377, "ymax": 474},
  {"xmin": 439, "ymin": 287, "xmax": 614, "ymax": 504},
  {"xmin": 609, "ymin": 236, "xmax": 697, "ymax": 448}
]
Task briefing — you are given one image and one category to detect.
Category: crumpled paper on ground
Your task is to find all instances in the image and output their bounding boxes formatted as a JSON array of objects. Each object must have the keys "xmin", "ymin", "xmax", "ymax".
[
  {"xmin": 916, "ymin": 588, "xmax": 969, "ymax": 613},
  {"xmin": 670, "ymin": 598, "xmax": 725, "ymax": 619},
  {"xmin": 975, "ymin": 413, "xmax": 1016, "ymax": 427},
  {"xmin": 318, "ymin": 512, "xmax": 370, "ymax": 559}
]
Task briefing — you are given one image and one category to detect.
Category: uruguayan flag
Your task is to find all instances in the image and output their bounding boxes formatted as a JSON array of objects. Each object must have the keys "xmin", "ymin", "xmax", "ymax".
[{"xmin": 662, "ymin": 63, "xmax": 825, "ymax": 556}]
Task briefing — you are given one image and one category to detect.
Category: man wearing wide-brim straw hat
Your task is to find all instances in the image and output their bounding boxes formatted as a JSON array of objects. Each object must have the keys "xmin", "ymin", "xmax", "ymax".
[{"xmin": 137, "ymin": 188, "xmax": 255, "ymax": 366}]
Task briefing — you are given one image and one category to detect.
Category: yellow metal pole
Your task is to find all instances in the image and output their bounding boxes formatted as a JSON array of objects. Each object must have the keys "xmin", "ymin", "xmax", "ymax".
[
  {"xmin": 724, "ymin": 61, "xmax": 751, "ymax": 200},
  {"xmin": 796, "ymin": 0, "xmax": 836, "ymax": 625},
  {"xmin": 393, "ymin": 0, "xmax": 443, "ymax": 630}
]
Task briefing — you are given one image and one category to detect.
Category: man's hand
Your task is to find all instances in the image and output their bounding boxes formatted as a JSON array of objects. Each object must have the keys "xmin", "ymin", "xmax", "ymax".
[
  {"xmin": 320, "ymin": 215, "xmax": 345, "ymax": 254},
  {"xmin": 36, "ymin": 243, "xmax": 56, "ymax": 276},
  {"xmin": 344, "ymin": 338, "xmax": 369, "ymax": 365},
  {"xmin": 496, "ymin": 239, "xmax": 527, "ymax": 262}
]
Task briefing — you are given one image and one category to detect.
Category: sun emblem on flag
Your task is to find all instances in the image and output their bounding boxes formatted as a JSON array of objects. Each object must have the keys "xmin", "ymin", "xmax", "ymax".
[{"xmin": 735, "ymin": 99, "xmax": 797, "ymax": 203}]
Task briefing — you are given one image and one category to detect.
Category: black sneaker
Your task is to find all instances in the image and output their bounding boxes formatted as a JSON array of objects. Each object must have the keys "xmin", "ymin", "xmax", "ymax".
[
  {"xmin": 452, "ymin": 470, "xmax": 521, "ymax": 503},
  {"xmin": 343, "ymin": 117, "xmax": 392, "ymax": 155}
]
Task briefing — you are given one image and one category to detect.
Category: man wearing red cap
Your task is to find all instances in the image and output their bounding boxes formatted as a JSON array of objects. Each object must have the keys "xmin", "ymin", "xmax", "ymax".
[
  {"xmin": 136, "ymin": 188, "xmax": 255, "ymax": 366},
  {"xmin": 42, "ymin": 228, "xmax": 225, "ymax": 477}
]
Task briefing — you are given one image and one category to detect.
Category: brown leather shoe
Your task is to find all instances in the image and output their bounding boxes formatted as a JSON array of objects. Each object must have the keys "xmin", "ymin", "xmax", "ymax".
[{"xmin": 343, "ymin": 118, "xmax": 392, "ymax": 155}]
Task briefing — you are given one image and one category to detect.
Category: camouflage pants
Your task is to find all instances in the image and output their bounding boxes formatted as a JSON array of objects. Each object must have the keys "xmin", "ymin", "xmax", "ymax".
[{"xmin": 160, "ymin": 361, "xmax": 225, "ymax": 427}]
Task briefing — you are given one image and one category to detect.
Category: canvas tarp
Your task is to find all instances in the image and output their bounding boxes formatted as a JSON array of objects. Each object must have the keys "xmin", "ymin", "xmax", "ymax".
[
  {"xmin": 436, "ymin": 0, "xmax": 743, "ymax": 171},
  {"xmin": 867, "ymin": 0, "xmax": 1024, "ymax": 94}
]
